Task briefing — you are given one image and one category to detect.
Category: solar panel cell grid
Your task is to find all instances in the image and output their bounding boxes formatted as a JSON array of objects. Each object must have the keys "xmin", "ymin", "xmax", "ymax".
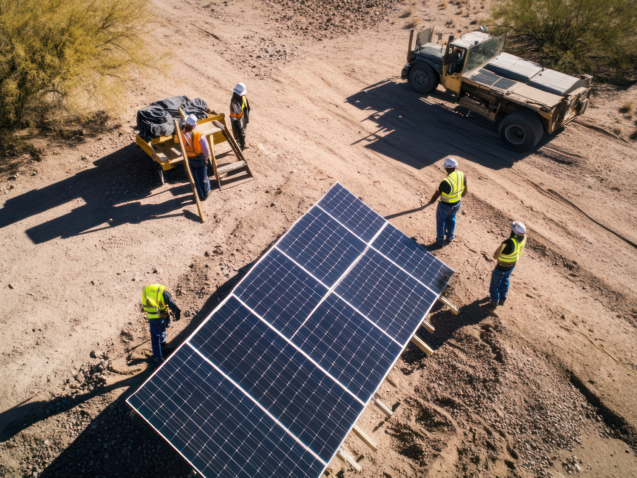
[
  {"xmin": 317, "ymin": 183, "xmax": 385, "ymax": 243},
  {"xmin": 190, "ymin": 297, "xmax": 364, "ymax": 462},
  {"xmin": 234, "ymin": 248, "xmax": 328, "ymax": 339},
  {"xmin": 277, "ymin": 207, "xmax": 366, "ymax": 288},
  {"xmin": 335, "ymin": 248, "xmax": 438, "ymax": 345},
  {"xmin": 128, "ymin": 346, "xmax": 325, "ymax": 478},
  {"xmin": 292, "ymin": 293, "xmax": 402, "ymax": 402},
  {"xmin": 372, "ymin": 223, "xmax": 454, "ymax": 294}
]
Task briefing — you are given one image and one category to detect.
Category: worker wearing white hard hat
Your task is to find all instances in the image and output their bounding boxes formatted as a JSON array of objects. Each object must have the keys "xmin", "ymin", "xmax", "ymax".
[
  {"xmin": 182, "ymin": 114, "xmax": 211, "ymax": 201},
  {"xmin": 230, "ymin": 82, "xmax": 250, "ymax": 150},
  {"xmin": 484, "ymin": 221, "xmax": 528, "ymax": 311},
  {"xmin": 427, "ymin": 157, "xmax": 468, "ymax": 247}
]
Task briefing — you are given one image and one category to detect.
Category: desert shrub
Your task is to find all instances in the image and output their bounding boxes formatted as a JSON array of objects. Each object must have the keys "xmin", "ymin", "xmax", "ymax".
[
  {"xmin": 0, "ymin": 0, "xmax": 160, "ymax": 131},
  {"xmin": 491, "ymin": 0, "xmax": 637, "ymax": 79}
]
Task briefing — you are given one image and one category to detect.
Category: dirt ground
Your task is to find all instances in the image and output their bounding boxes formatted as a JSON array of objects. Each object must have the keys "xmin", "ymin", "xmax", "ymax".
[{"xmin": 1, "ymin": 0, "xmax": 637, "ymax": 477}]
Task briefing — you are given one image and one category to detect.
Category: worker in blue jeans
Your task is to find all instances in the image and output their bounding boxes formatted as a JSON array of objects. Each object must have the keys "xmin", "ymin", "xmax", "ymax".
[
  {"xmin": 427, "ymin": 157, "xmax": 468, "ymax": 247},
  {"xmin": 142, "ymin": 284, "xmax": 182, "ymax": 364},
  {"xmin": 484, "ymin": 221, "xmax": 527, "ymax": 311}
]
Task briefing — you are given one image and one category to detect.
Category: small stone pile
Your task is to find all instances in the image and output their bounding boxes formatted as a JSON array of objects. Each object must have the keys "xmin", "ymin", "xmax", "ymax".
[{"xmin": 268, "ymin": 0, "xmax": 400, "ymax": 39}]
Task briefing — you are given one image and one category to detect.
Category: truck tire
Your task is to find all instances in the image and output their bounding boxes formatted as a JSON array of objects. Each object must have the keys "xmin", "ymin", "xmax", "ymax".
[
  {"xmin": 409, "ymin": 64, "xmax": 439, "ymax": 94},
  {"xmin": 498, "ymin": 110, "xmax": 544, "ymax": 152}
]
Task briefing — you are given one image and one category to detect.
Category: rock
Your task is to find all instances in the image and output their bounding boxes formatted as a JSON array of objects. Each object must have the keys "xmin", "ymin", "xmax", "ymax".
[
  {"xmin": 184, "ymin": 310, "xmax": 192, "ymax": 317},
  {"xmin": 91, "ymin": 362, "xmax": 105, "ymax": 375},
  {"xmin": 205, "ymin": 251, "xmax": 211, "ymax": 257},
  {"xmin": 90, "ymin": 350, "xmax": 101, "ymax": 359},
  {"xmin": 44, "ymin": 439, "xmax": 50, "ymax": 446},
  {"xmin": 8, "ymin": 284, "xmax": 14, "ymax": 289}
]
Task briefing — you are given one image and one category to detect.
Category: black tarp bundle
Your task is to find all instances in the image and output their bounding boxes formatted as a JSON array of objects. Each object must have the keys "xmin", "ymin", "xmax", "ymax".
[{"xmin": 136, "ymin": 96, "xmax": 209, "ymax": 141}]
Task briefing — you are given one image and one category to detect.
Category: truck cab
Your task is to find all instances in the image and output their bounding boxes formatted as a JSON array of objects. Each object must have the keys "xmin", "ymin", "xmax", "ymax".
[{"xmin": 401, "ymin": 27, "xmax": 592, "ymax": 152}]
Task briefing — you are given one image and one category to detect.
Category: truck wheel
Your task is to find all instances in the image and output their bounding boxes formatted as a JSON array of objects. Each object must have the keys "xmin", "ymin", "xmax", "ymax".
[
  {"xmin": 409, "ymin": 64, "xmax": 439, "ymax": 94},
  {"xmin": 498, "ymin": 110, "xmax": 544, "ymax": 152}
]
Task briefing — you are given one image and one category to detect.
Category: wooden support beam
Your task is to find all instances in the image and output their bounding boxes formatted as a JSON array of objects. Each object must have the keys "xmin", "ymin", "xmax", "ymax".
[
  {"xmin": 174, "ymin": 120, "xmax": 206, "ymax": 223},
  {"xmin": 352, "ymin": 425, "xmax": 378, "ymax": 452},
  {"xmin": 372, "ymin": 396, "xmax": 393, "ymax": 419},
  {"xmin": 411, "ymin": 335, "xmax": 434, "ymax": 356},
  {"xmin": 336, "ymin": 448, "xmax": 362, "ymax": 472},
  {"xmin": 438, "ymin": 295, "xmax": 459, "ymax": 315},
  {"xmin": 421, "ymin": 319, "xmax": 435, "ymax": 334}
]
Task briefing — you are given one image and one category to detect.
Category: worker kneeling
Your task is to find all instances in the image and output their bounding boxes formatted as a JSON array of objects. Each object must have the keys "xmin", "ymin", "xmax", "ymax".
[
  {"xmin": 183, "ymin": 114, "xmax": 212, "ymax": 201},
  {"xmin": 485, "ymin": 221, "xmax": 527, "ymax": 310},
  {"xmin": 142, "ymin": 284, "xmax": 182, "ymax": 364}
]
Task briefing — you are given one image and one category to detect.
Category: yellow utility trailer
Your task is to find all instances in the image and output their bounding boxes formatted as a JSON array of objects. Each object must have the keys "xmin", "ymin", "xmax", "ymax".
[{"xmin": 135, "ymin": 112, "xmax": 254, "ymax": 189}]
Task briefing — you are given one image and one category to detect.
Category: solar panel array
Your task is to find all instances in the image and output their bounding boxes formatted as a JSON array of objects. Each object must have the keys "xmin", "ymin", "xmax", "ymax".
[{"xmin": 128, "ymin": 183, "xmax": 454, "ymax": 478}]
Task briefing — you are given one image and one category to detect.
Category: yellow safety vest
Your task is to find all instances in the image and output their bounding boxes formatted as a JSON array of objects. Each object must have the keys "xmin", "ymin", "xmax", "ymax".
[
  {"xmin": 230, "ymin": 96, "xmax": 248, "ymax": 120},
  {"xmin": 182, "ymin": 130, "xmax": 204, "ymax": 158},
  {"xmin": 440, "ymin": 171, "xmax": 465, "ymax": 204},
  {"xmin": 142, "ymin": 284, "xmax": 169, "ymax": 319},
  {"xmin": 499, "ymin": 235, "xmax": 526, "ymax": 264}
]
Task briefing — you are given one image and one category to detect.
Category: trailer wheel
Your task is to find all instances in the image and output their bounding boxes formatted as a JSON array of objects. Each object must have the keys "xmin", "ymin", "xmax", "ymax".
[
  {"xmin": 498, "ymin": 110, "xmax": 544, "ymax": 152},
  {"xmin": 409, "ymin": 64, "xmax": 439, "ymax": 94}
]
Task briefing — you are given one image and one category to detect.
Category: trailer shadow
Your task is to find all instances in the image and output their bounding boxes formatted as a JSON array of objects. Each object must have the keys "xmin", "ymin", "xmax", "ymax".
[
  {"xmin": 0, "ymin": 143, "xmax": 216, "ymax": 244},
  {"xmin": 345, "ymin": 79, "xmax": 547, "ymax": 170}
]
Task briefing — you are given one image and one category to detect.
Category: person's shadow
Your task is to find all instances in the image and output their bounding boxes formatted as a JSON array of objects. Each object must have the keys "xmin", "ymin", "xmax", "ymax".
[{"xmin": 0, "ymin": 143, "xmax": 205, "ymax": 244}]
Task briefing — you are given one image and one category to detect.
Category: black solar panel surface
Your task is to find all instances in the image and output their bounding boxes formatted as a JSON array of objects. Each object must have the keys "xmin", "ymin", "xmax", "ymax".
[
  {"xmin": 190, "ymin": 296, "xmax": 363, "ymax": 462},
  {"xmin": 128, "ymin": 346, "xmax": 325, "ymax": 478},
  {"xmin": 128, "ymin": 183, "xmax": 454, "ymax": 478}
]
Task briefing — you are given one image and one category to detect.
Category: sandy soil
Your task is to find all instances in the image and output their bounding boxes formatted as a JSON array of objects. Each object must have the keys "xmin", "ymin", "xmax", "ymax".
[{"xmin": 1, "ymin": 0, "xmax": 637, "ymax": 477}]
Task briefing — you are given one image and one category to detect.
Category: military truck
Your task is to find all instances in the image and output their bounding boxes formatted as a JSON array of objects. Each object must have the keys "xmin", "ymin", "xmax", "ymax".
[{"xmin": 401, "ymin": 27, "xmax": 592, "ymax": 152}]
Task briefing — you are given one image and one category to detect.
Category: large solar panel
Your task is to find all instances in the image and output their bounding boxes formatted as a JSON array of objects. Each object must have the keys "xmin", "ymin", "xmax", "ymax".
[{"xmin": 128, "ymin": 183, "xmax": 454, "ymax": 477}]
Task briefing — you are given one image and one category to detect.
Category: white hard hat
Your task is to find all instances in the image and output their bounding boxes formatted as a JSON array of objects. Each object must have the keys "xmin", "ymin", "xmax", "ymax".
[
  {"xmin": 184, "ymin": 114, "xmax": 198, "ymax": 127},
  {"xmin": 510, "ymin": 221, "xmax": 526, "ymax": 235},
  {"xmin": 233, "ymin": 82, "xmax": 247, "ymax": 96},
  {"xmin": 443, "ymin": 157, "xmax": 458, "ymax": 168}
]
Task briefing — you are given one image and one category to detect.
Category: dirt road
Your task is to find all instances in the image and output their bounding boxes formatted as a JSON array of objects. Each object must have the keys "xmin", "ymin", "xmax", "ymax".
[{"xmin": 1, "ymin": 0, "xmax": 637, "ymax": 477}]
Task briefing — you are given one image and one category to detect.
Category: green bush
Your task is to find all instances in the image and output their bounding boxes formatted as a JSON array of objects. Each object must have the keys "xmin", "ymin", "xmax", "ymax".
[
  {"xmin": 491, "ymin": 0, "xmax": 637, "ymax": 79},
  {"xmin": 0, "ymin": 0, "xmax": 159, "ymax": 131}
]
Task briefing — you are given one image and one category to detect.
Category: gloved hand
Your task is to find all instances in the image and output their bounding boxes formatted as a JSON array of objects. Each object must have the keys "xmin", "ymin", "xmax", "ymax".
[{"xmin": 174, "ymin": 309, "xmax": 182, "ymax": 321}]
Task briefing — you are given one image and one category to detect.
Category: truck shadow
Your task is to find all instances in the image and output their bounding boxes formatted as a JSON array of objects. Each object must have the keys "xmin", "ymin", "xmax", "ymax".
[
  {"xmin": 0, "ymin": 144, "xmax": 211, "ymax": 244},
  {"xmin": 345, "ymin": 79, "xmax": 547, "ymax": 170}
]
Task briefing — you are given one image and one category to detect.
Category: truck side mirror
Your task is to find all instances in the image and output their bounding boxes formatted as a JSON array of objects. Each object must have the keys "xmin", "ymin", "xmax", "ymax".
[{"xmin": 448, "ymin": 35, "xmax": 455, "ymax": 43}]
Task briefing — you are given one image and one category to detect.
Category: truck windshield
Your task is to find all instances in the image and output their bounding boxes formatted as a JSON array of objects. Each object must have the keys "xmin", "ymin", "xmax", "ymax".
[{"xmin": 464, "ymin": 36, "xmax": 505, "ymax": 73}]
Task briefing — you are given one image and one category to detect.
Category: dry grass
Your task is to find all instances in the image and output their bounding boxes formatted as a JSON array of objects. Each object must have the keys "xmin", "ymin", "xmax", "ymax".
[
  {"xmin": 399, "ymin": 5, "xmax": 415, "ymax": 17},
  {"xmin": 620, "ymin": 100, "xmax": 635, "ymax": 116},
  {"xmin": 404, "ymin": 16, "xmax": 422, "ymax": 28},
  {"xmin": 440, "ymin": 0, "xmax": 448, "ymax": 9},
  {"xmin": 612, "ymin": 125, "xmax": 623, "ymax": 135}
]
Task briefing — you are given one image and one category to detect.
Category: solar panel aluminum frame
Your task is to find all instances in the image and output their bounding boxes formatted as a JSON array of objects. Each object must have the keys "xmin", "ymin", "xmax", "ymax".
[{"xmin": 127, "ymin": 182, "xmax": 454, "ymax": 478}]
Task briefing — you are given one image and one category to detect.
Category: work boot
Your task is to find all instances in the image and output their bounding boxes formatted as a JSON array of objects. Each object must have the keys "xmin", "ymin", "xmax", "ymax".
[
  {"xmin": 483, "ymin": 301, "xmax": 498, "ymax": 312},
  {"xmin": 154, "ymin": 357, "xmax": 164, "ymax": 365},
  {"xmin": 499, "ymin": 298, "xmax": 507, "ymax": 307}
]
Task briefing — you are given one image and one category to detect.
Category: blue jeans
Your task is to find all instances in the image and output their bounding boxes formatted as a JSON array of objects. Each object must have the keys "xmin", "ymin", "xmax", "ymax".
[
  {"xmin": 436, "ymin": 201, "xmax": 461, "ymax": 242},
  {"xmin": 489, "ymin": 266, "xmax": 515, "ymax": 303},
  {"xmin": 148, "ymin": 319, "xmax": 167, "ymax": 360},
  {"xmin": 189, "ymin": 156, "xmax": 211, "ymax": 201}
]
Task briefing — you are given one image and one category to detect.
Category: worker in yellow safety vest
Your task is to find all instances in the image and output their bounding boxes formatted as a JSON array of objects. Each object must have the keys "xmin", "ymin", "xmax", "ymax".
[
  {"xmin": 427, "ymin": 157, "xmax": 468, "ymax": 247},
  {"xmin": 230, "ymin": 82, "xmax": 250, "ymax": 151},
  {"xmin": 484, "ymin": 221, "xmax": 527, "ymax": 311},
  {"xmin": 183, "ymin": 114, "xmax": 212, "ymax": 201},
  {"xmin": 142, "ymin": 284, "xmax": 182, "ymax": 364}
]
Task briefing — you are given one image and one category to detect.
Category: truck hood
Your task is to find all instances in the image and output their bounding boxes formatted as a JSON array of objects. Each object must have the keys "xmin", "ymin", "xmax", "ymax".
[{"xmin": 415, "ymin": 42, "xmax": 445, "ymax": 64}]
